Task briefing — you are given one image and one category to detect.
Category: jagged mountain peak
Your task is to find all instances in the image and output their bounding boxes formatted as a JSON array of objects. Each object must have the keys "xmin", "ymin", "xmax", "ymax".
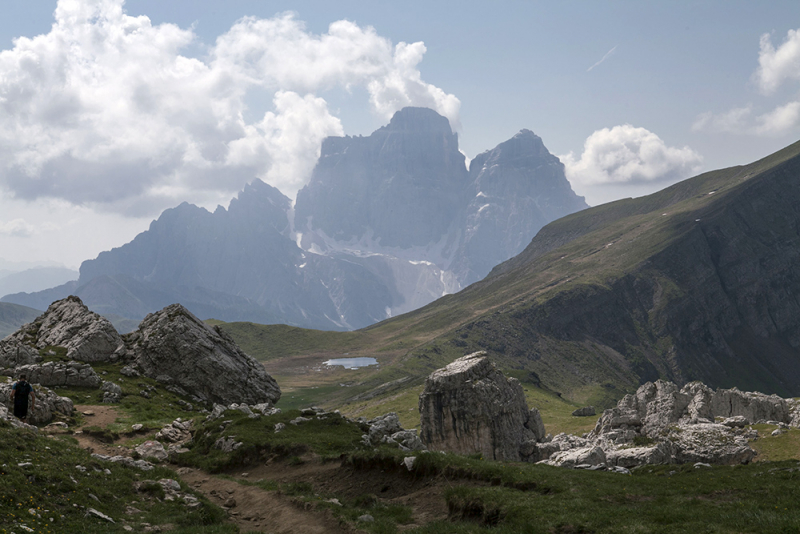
[
  {"xmin": 7, "ymin": 107, "xmax": 590, "ymax": 331},
  {"xmin": 470, "ymin": 129, "xmax": 558, "ymax": 172}
]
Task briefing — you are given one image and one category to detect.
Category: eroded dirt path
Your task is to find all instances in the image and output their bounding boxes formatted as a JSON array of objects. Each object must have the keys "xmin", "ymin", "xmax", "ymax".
[
  {"xmin": 178, "ymin": 466, "xmax": 351, "ymax": 534},
  {"xmin": 69, "ymin": 404, "xmax": 132, "ymax": 456}
]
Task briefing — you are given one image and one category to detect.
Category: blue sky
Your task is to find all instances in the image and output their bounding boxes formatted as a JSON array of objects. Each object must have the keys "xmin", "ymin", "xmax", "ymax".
[{"xmin": 1, "ymin": 0, "xmax": 800, "ymax": 268}]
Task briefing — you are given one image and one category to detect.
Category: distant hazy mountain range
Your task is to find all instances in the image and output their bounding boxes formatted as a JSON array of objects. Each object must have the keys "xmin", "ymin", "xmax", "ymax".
[
  {"xmin": 0, "ymin": 302, "xmax": 41, "ymax": 339},
  {"xmin": 2, "ymin": 107, "xmax": 587, "ymax": 330},
  {"xmin": 0, "ymin": 267, "xmax": 77, "ymax": 298}
]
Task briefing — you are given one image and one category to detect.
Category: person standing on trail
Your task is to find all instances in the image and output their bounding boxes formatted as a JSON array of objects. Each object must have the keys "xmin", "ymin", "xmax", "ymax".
[{"xmin": 10, "ymin": 373, "xmax": 35, "ymax": 424}]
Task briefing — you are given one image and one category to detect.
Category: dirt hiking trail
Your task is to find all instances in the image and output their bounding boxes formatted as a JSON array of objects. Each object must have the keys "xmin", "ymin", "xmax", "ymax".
[{"xmin": 64, "ymin": 405, "xmax": 450, "ymax": 533}]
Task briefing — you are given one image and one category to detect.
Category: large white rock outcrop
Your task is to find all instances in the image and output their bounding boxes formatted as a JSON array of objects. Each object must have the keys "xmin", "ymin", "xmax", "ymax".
[
  {"xmin": 125, "ymin": 304, "xmax": 280, "ymax": 405},
  {"xmin": 538, "ymin": 380, "xmax": 781, "ymax": 469},
  {"xmin": 419, "ymin": 352, "xmax": 545, "ymax": 461},
  {"xmin": 591, "ymin": 380, "xmax": 792, "ymax": 439},
  {"xmin": 0, "ymin": 296, "xmax": 123, "ymax": 367}
]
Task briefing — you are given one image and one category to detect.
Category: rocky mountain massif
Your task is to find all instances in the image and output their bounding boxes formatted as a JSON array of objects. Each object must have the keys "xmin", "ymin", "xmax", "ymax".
[
  {"xmin": 310, "ymin": 138, "xmax": 800, "ymax": 403},
  {"xmin": 3, "ymin": 108, "xmax": 586, "ymax": 330},
  {"xmin": 419, "ymin": 353, "xmax": 799, "ymax": 469},
  {"xmin": 0, "ymin": 296, "xmax": 280, "ymax": 426}
]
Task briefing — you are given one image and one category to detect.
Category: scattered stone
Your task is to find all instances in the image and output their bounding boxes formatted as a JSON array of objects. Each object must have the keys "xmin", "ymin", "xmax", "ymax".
[
  {"xmin": 156, "ymin": 419, "xmax": 192, "ymax": 443},
  {"xmin": 772, "ymin": 428, "xmax": 786, "ymax": 436},
  {"xmin": 389, "ymin": 429, "xmax": 426, "ymax": 451},
  {"xmin": 214, "ymin": 436, "xmax": 243, "ymax": 453},
  {"xmin": 274, "ymin": 423, "xmax": 286, "ymax": 433},
  {"xmin": 43, "ymin": 422, "xmax": 69, "ymax": 433},
  {"xmin": 120, "ymin": 365, "xmax": 140, "ymax": 377},
  {"xmin": 403, "ymin": 456, "xmax": 416, "ymax": 471},
  {"xmin": 721, "ymin": 415, "xmax": 749, "ymax": 428},
  {"xmin": 545, "ymin": 446, "xmax": 607, "ymax": 468},
  {"xmin": 131, "ymin": 424, "xmax": 143, "ymax": 432},
  {"xmin": 290, "ymin": 417, "xmax": 311, "ymax": 425},
  {"xmin": 86, "ymin": 508, "xmax": 115, "ymax": 523},
  {"xmin": 101, "ymin": 381, "xmax": 122, "ymax": 403},
  {"xmin": 419, "ymin": 352, "xmax": 543, "ymax": 461},
  {"xmin": 134, "ymin": 441, "xmax": 168, "ymax": 461},
  {"xmin": 366, "ymin": 413, "xmax": 403, "ymax": 444},
  {"xmin": 358, "ymin": 514, "xmax": 375, "ymax": 522}
]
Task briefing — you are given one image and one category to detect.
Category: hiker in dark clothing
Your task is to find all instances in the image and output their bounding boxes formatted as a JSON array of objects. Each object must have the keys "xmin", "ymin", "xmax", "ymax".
[{"xmin": 10, "ymin": 374, "xmax": 35, "ymax": 424}]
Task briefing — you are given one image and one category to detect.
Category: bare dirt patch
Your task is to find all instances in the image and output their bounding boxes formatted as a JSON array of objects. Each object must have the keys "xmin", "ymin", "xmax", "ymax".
[
  {"xmin": 224, "ymin": 454, "xmax": 450, "ymax": 530},
  {"xmin": 179, "ymin": 466, "xmax": 352, "ymax": 534}
]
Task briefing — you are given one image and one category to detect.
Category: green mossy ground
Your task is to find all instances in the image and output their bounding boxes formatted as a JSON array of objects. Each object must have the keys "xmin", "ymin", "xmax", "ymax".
[
  {"xmin": 177, "ymin": 407, "xmax": 368, "ymax": 472},
  {"xmin": 0, "ymin": 424, "xmax": 230, "ymax": 534}
]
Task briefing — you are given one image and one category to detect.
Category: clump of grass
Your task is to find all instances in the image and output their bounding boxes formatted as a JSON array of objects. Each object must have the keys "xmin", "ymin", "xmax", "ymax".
[
  {"xmin": 178, "ymin": 408, "xmax": 367, "ymax": 472},
  {"xmin": 82, "ymin": 425, "xmax": 120, "ymax": 444}
]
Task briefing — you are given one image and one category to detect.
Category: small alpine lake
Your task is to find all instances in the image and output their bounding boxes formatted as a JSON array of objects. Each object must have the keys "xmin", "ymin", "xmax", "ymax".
[{"xmin": 323, "ymin": 357, "xmax": 378, "ymax": 369}]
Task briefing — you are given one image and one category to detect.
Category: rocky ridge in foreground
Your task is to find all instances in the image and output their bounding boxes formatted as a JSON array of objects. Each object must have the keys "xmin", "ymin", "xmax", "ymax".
[{"xmin": 0, "ymin": 296, "xmax": 280, "ymax": 425}]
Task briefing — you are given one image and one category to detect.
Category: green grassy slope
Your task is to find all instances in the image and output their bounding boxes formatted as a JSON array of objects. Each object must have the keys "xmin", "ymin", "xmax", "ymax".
[{"xmin": 0, "ymin": 302, "xmax": 41, "ymax": 339}]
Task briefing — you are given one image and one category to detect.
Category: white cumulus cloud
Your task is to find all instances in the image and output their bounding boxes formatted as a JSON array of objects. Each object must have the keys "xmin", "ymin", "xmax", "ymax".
[
  {"xmin": 756, "ymin": 29, "xmax": 800, "ymax": 94},
  {"xmin": 0, "ymin": 1, "xmax": 460, "ymax": 215},
  {"xmin": 694, "ymin": 28, "xmax": 800, "ymax": 137},
  {"xmin": 561, "ymin": 125, "xmax": 703, "ymax": 187}
]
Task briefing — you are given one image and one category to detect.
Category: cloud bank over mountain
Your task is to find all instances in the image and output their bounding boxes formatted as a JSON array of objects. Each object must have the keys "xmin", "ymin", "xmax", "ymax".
[{"xmin": 0, "ymin": 0, "xmax": 460, "ymax": 215}]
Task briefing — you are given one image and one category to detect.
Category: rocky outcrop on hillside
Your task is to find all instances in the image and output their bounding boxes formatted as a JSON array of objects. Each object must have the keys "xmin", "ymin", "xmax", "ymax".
[
  {"xmin": 591, "ymin": 380, "xmax": 791, "ymax": 439},
  {"xmin": 419, "ymin": 352, "xmax": 545, "ymax": 461},
  {"xmin": 124, "ymin": 304, "xmax": 281, "ymax": 406},
  {"xmin": 537, "ymin": 379, "xmax": 800, "ymax": 468},
  {"xmin": 419, "ymin": 354, "xmax": 800, "ymax": 469},
  {"xmin": 9, "ymin": 361, "xmax": 102, "ymax": 388},
  {"xmin": 0, "ymin": 296, "xmax": 123, "ymax": 366},
  {"xmin": 0, "ymin": 297, "xmax": 281, "ymax": 410}
]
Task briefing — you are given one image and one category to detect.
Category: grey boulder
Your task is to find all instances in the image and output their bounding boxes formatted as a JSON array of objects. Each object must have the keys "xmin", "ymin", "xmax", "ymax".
[
  {"xmin": 419, "ymin": 351, "xmax": 544, "ymax": 461},
  {"xmin": 127, "ymin": 304, "xmax": 280, "ymax": 405}
]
